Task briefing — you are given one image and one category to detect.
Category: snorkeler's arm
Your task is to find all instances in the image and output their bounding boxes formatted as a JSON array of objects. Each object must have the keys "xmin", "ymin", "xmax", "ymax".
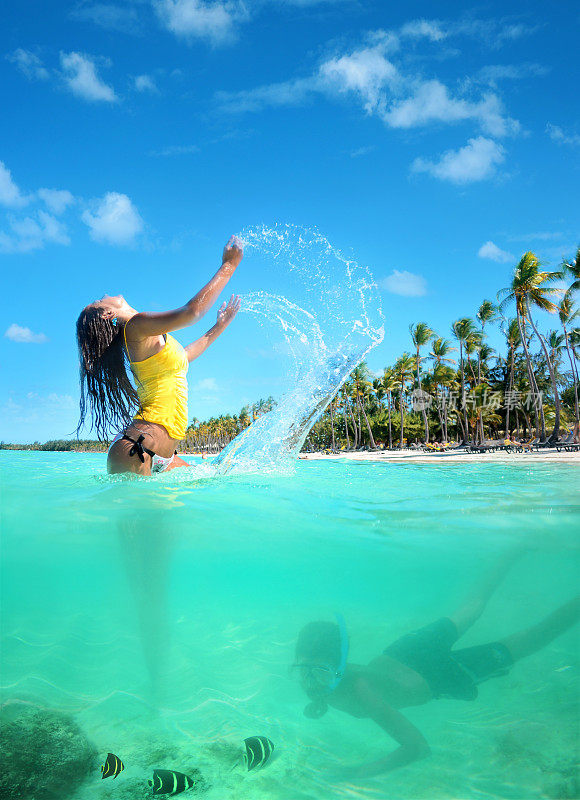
[
  {"xmin": 345, "ymin": 679, "xmax": 430, "ymax": 778},
  {"xmin": 184, "ymin": 295, "xmax": 241, "ymax": 362},
  {"xmin": 128, "ymin": 237, "xmax": 243, "ymax": 338}
]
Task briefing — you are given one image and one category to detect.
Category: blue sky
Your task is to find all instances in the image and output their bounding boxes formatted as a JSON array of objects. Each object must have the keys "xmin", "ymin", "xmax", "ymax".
[{"xmin": 1, "ymin": 0, "xmax": 578, "ymax": 442}]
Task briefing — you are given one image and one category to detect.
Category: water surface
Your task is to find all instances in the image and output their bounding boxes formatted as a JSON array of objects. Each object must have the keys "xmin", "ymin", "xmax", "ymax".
[{"xmin": 1, "ymin": 452, "xmax": 579, "ymax": 800}]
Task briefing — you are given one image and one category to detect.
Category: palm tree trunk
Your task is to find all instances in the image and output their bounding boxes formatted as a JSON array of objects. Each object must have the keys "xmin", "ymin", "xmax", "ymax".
[
  {"xmin": 435, "ymin": 387, "xmax": 445, "ymax": 442},
  {"xmin": 506, "ymin": 348, "xmax": 515, "ymax": 436},
  {"xmin": 343, "ymin": 399, "xmax": 351, "ymax": 449},
  {"xmin": 526, "ymin": 303, "xmax": 560, "ymax": 442},
  {"xmin": 399, "ymin": 383, "xmax": 405, "ymax": 447},
  {"xmin": 516, "ymin": 311, "xmax": 542, "ymax": 438},
  {"xmin": 388, "ymin": 392, "xmax": 393, "ymax": 449},
  {"xmin": 476, "ymin": 351, "xmax": 484, "ymax": 444},
  {"xmin": 346, "ymin": 397, "xmax": 358, "ymax": 449},
  {"xmin": 563, "ymin": 324, "xmax": 580, "ymax": 430},
  {"xmin": 416, "ymin": 353, "xmax": 430, "ymax": 443},
  {"xmin": 459, "ymin": 342, "xmax": 470, "ymax": 444},
  {"xmin": 355, "ymin": 395, "xmax": 363, "ymax": 444},
  {"xmin": 357, "ymin": 392, "xmax": 377, "ymax": 449},
  {"xmin": 330, "ymin": 399, "xmax": 336, "ymax": 451},
  {"xmin": 456, "ymin": 409, "xmax": 466, "ymax": 441}
]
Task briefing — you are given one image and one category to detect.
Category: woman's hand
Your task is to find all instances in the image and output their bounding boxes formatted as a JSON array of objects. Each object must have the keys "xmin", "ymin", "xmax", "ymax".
[
  {"xmin": 222, "ymin": 235, "xmax": 244, "ymax": 268},
  {"xmin": 217, "ymin": 294, "xmax": 241, "ymax": 327}
]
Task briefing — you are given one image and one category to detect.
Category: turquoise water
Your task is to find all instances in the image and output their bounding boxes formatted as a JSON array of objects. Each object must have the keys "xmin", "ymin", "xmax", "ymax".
[{"xmin": 1, "ymin": 452, "xmax": 579, "ymax": 799}]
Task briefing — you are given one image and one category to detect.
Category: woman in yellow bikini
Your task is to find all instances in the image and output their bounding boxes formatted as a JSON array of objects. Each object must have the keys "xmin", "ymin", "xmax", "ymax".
[{"xmin": 76, "ymin": 236, "xmax": 243, "ymax": 475}]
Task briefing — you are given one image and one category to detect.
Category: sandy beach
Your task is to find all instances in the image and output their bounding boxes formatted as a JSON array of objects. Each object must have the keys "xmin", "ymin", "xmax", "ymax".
[{"xmin": 297, "ymin": 449, "xmax": 580, "ymax": 465}]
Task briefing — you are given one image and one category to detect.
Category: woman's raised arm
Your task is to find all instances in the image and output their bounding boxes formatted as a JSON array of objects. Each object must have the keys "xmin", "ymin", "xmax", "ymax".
[
  {"xmin": 128, "ymin": 236, "xmax": 243, "ymax": 338},
  {"xmin": 185, "ymin": 295, "xmax": 241, "ymax": 363}
]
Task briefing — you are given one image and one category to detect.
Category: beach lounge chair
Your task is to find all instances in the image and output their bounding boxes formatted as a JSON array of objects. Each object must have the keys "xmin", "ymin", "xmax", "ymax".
[
  {"xmin": 555, "ymin": 432, "xmax": 574, "ymax": 452},
  {"xmin": 518, "ymin": 438, "xmax": 539, "ymax": 451}
]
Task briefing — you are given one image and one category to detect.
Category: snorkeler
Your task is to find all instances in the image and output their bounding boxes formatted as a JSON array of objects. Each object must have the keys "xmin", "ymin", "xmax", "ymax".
[
  {"xmin": 293, "ymin": 551, "xmax": 580, "ymax": 780},
  {"xmin": 76, "ymin": 236, "xmax": 243, "ymax": 475}
]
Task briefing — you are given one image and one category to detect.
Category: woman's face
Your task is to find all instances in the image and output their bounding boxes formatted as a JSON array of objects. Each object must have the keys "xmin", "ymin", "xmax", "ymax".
[{"xmin": 93, "ymin": 294, "xmax": 135, "ymax": 319}]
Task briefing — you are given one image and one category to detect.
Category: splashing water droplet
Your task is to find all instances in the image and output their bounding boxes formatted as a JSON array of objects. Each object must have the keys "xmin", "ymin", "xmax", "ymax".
[{"xmin": 213, "ymin": 224, "xmax": 384, "ymax": 474}]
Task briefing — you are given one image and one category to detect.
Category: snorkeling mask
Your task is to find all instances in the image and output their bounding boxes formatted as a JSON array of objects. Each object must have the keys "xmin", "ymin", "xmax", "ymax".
[{"xmin": 292, "ymin": 614, "xmax": 349, "ymax": 716}]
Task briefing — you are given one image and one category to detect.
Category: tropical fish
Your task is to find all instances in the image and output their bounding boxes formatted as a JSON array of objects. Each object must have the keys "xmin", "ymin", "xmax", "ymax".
[
  {"xmin": 148, "ymin": 768, "xmax": 196, "ymax": 795},
  {"xmin": 101, "ymin": 752, "xmax": 124, "ymax": 779},
  {"xmin": 243, "ymin": 736, "xmax": 275, "ymax": 771}
]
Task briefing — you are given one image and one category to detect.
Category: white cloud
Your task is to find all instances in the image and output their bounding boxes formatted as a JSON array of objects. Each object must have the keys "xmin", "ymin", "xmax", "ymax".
[
  {"xmin": 37, "ymin": 188, "xmax": 75, "ymax": 215},
  {"xmin": 449, "ymin": 19, "xmax": 539, "ymax": 48},
  {"xmin": 477, "ymin": 63, "xmax": 548, "ymax": 86},
  {"xmin": 495, "ymin": 23, "xmax": 538, "ymax": 44},
  {"xmin": 381, "ymin": 269, "xmax": 427, "ymax": 297},
  {"xmin": 7, "ymin": 48, "xmax": 50, "ymax": 80},
  {"xmin": 154, "ymin": 0, "xmax": 244, "ymax": 45},
  {"xmin": 350, "ymin": 145, "xmax": 375, "ymax": 158},
  {"xmin": 218, "ymin": 32, "xmax": 521, "ymax": 142},
  {"xmin": 280, "ymin": 0, "xmax": 351, "ymax": 4},
  {"xmin": 82, "ymin": 192, "xmax": 144, "ymax": 245},
  {"xmin": 70, "ymin": 2, "xmax": 142, "ymax": 33},
  {"xmin": 216, "ymin": 76, "xmax": 318, "ymax": 113},
  {"xmin": 400, "ymin": 19, "xmax": 446, "ymax": 42},
  {"xmin": 507, "ymin": 231, "xmax": 563, "ymax": 242},
  {"xmin": 0, "ymin": 211, "xmax": 70, "ymax": 253},
  {"xmin": 477, "ymin": 240, "xmax": 514, "ymax": 263},
  {"xmin": 0, "ymin": 163, "xmax": 75, "ymax": 253},
  {"xmin": 150, "ymin": 144, "xmax": 200, "ymax": 156},
  {"xmin": 383, "ymin": 80, "xmax": 519, "ymax": 137},
  {"xmin": 396, "ymin": 17, "xmax": 538, "ymax": 48},
  {"xmin": 60, "ymin": 51, "xmax": 118, "ymax": 102},
  {"xmin": 133, "ymin": 74, "xmax": 158, "ymax": 92},
  {"xmin": 547, "ymin": 123, "xmax": 580, "ymax": 147},
  {"xmin": 319, "ymin": 45, "xmax": 400, "ymax": 114},
  {"xmin": 36, "ymin": 211, "xmax": 71, "ymax": 245},
  {"xmin": 194, "ymin": 377, "xmax": 218, "ymax": 391},
  {"xmin": 0, "ymin": 162, "xmax": 29, "ymax": 208},
  {"xmin": 412, "ymin": 136, "xmax": 505, "ymax": 184},
  {"xmin": 4, "ymin": 324, "xmax": 48, "ymax": 343}
]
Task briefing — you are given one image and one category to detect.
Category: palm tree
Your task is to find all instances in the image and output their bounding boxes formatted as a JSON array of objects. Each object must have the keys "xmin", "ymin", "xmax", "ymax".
[
  {"xmin": 381, "ymin": 368, "xmax": 397, "ymax": 449},
  {"xmin": 547, "ymin": 330, "xmax": 565, "ymax": 368},
  {"xmin": 498, "ymin": 255, "xmax": 543, "ymax": 440},
  {"xmin": 429, "ymin": 337, "xmax": 457, "ymax": 367},
  {"xmin": 409, "ymin": 323, "xmax": 436, "ymax": 442},
  {"xmin": 501, "ymin": 318, "xmax": 521, "ymax": 437},
  {"xmin": 559, "ymin": 246, "xmax": 580, "ymax": 293},
  {"xmin": 433, "ymin": 364, "xmax": 457, "ymax": 442},
  {"xmin": 428, "ymin": 338, "xmax": 457, "ymax": 443},
  {"xmin": 351, "ymin": 364, "xmax": 377, "ymax": 449},
  {"xmin": 499, "ymin": 252, "xmax": 562, "ymax": 442},
  {"xmin": 451, "ymin": 317, "xmax": 476, "ymax": 444},
  {"xmin": 476, "ymin": 300, "xmax": 497, "ymax": 442},
  {"xmin": 328, "ymin": 396, "xmax": 337, "ymax": 451},
  {"xmin": 559, "ymin": 292, "xmax": 580, "ymax": 432},
  {"xmin": 393, "ymin": 354, "xmax": 415, "ymax": 447}
]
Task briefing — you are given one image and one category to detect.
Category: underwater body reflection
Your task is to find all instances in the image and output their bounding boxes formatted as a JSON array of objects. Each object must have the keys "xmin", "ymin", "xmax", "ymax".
[{"xmin": 1, "ymin": 453, "xmax": 579, "ymax": 800}]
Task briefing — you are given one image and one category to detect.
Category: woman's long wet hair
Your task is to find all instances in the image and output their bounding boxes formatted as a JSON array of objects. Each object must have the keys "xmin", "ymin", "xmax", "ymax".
[{"xmin": 76, "ymin": 306, "xmax": 141, "ymax": 441}]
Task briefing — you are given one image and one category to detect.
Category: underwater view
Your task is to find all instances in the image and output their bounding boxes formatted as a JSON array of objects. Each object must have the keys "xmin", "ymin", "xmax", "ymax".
[
  {"xmin": 1, "ymin": 452, "xmax": 579, "ymax": 800},
  {"xmin": 3, "ymin": 1, "xmax": 580, "ymax": 798}
]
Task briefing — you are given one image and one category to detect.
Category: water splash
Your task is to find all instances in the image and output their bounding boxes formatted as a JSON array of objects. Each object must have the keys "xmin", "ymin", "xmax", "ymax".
[{"xmin": 213, "ymin": 225, "xmax": 384, "ymax": 474}]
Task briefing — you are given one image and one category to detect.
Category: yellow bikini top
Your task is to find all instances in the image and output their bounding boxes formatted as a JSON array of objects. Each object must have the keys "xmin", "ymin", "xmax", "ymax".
[{"xmin": 124, "ymin": 324, "xmax": 189, "ymax": 441}]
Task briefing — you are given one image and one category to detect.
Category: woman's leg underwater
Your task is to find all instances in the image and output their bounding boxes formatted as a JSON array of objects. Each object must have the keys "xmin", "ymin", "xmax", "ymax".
[
  {"xmin": 449, "ymin": 545, "xmax": 524, "ymax": 639},
  {"xmin": 499, "ymin": 595, "xmax": 580, "ymax": 663},
  {"xmin": 118, "ymin": 512, "xmax": 172, "ymax": 701}
]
